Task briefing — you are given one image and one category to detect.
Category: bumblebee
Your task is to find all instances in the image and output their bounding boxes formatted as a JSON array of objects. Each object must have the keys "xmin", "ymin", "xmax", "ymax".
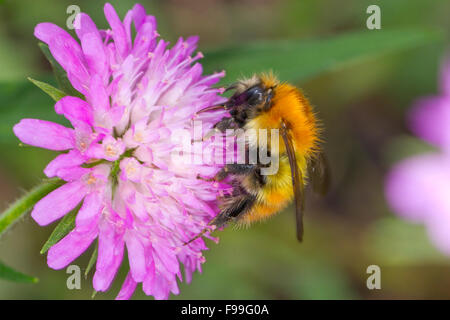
[{"xmin": 187, "ymin": 73, "xmax": 330, "ymax": 244}]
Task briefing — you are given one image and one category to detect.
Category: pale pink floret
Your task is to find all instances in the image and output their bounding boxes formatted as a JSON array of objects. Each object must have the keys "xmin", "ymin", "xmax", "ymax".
[
  {"xmin": 408, "ymin": 57, "xmax": 450, "ymax": 151},
  {"xmin": 13, "ymin": 3, "xmax": 228, "ymax": 299},
  {"xmin": 385, "ymin": 57, "xmax": 450, "ymax": 254}
]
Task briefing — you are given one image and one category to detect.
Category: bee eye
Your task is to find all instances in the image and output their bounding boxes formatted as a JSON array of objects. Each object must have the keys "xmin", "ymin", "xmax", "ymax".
[{"xmin": 245, "ymin": 86, "xmax": 264, "ymax": 106}]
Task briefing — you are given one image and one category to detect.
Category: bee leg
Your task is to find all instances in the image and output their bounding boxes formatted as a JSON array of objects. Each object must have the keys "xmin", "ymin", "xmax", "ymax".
[
  {"xmin": 199, "ymin": 117, "xmax": 239, "ymax": 142},
  {"xmin": 197, "ymin": 163, "xmax": 256, "ymax": 182},
  {"xmin": 198, "ymin": 128, "xmax": 222, "ymax": 142},
  {"xmin": 183, "ymin": 193, "xmax": 256, "ymax": 245},
  {"xmin": 212, "ymin": 193, "xmax": 256, "ymax": 228}
]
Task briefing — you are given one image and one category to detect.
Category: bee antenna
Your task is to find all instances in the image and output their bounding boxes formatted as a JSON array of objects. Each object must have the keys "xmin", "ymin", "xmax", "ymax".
[{"xmin": 224, "ymin": 83, "xmax": 238, "ymax": 92}]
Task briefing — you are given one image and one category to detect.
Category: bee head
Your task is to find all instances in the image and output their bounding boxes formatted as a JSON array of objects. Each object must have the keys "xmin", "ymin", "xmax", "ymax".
[
  {"xmin": 195, "ymin": 73, "xmax": 277, "ymax": 117},
  {"xmin": 226, "ymin": 74, "xmax": 278, "ymax": 118}
]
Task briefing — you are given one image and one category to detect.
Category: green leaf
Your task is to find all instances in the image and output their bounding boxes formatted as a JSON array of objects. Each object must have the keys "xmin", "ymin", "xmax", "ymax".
[
  {"xmin": 0, "ymin": 79, "xmax": 69, "ymax": 145},
  {"xmin": 85, "ymin": 242, "xmax": 98, "ymax": 278},
  {"xmin": 38, "ymin": 42, "xmax": 82, "ymax": 98},
  {"xmin": 40, "ymin": 203, "xmax": 81, "ymax": 254},
  {"xmin": 203, "ymin": 28, "xmax": 441, "ymax": 84},
  {"xmin": 0, "ymin": 178, "xmax": 64, "ymax": 236},
  {"xmin": 0, "ymin": 260, "xmax": 38, "ymax": 283},
  {"xmin": 28, "ymin": 77, "xmax": 67, "ymax": 102}
]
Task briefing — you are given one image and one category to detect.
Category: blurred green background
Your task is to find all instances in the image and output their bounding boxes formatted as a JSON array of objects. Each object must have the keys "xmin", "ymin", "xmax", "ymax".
[{"xmin": 0, "ymin": 0, "xmax": 449, "ymax": 299}]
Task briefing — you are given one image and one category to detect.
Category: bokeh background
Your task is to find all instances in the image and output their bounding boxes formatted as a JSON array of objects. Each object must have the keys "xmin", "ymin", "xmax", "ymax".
[{"xmin": 0, "ymin": 0, "xmax": 449, "ymax": 299}]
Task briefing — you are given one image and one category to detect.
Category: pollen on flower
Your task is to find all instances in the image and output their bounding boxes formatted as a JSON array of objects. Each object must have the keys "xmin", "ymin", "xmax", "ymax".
[
  {"xmin": 126, "ymin": 163, "xmax": 136, "ymax": 176},
  {"xmin": 76, "ymin": 134, "xmax": 91, "ymax": 152},
  {"xmin": 105, "ymin": 144, "xmax": 118, "ymax": 157},
  {"xmin": 133, "ymin": 132, "xmax": 144, "ymax": 143},
  {"xmin": 174, "ymin": 246, "xmax": 182, "ymax": 254},
  {"xmin": 87, "ymin": 174, "xmax": 97, "ymax": 185},
  {"xmin": 79, "ymin": 142, "xmax": 87, "ymax": 150}
]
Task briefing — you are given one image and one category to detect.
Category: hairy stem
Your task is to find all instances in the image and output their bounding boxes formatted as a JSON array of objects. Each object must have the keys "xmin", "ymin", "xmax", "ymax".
[{"xmin": 0, "ymin": 178, "xmax": 64, "ymax": 236}]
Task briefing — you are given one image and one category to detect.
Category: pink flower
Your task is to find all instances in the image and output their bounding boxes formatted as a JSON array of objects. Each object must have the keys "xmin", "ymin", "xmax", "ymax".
[
  {"xmin": 385, "ymin": 56, "xmax": 450, "ymax": 254},
  {"xmin": 13, "ymin": 3, "xmax": 228, "ymax": 299}
]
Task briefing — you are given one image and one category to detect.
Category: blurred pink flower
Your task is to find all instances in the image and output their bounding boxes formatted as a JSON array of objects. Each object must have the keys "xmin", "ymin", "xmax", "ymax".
[
  {"xmin": 13, "ymin": 3, "xmax": 228, "ymax": 299},
  {"xmin": 385, "ymin": 57, "xmax": 450, "ymax": 254}
]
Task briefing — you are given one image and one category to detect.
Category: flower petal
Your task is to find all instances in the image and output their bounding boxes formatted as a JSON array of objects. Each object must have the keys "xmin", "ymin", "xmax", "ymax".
[
  {"xmin": 143, "ymin": 273, "xmax": 170, "ymax": 300},
  {"xmin": 426, "ymin": 211, "xmax": 450, "ymax": 255},
  {"xmin": 13, "ymin": 119, "xmax": 75, "ymax": 151},
  {"xmin": 125, "ymin": 232, "xmax": 146, "ymax": 282},
  {"xmin": 81, "ymin": 32, "xmax": 108, "ymax": 77},
  {"xmin": 385, "ymin": 154, "xmax": 450, "ymax": 222},
  {"xmin": 132, "ymin": 16, "xmax": 157, "ymax": 57},
  {"xmin": 34, "ymin": 22, "xmax": 69, "ymax": 45},
  {"xmin": 47, "ymin": 224, "xmax": 98, "ymax": 269},
  {"xmin": 93, "ymin": 218, "xmax": 125, "ymax": 291},
  {"xmin": 74, "ymin": 12, "xmax": 101, "ymax": 43},
  {"xmin": 36, "ymin": 22, "xmax": 87, "ymax": 79},
  {"xmin": 48, "ymin": 35, "xmax": 90, "ymax": 94},
  {"xmin": 409, "ymin": 96, "xmax": 450, "ymax": 149},
  {"xmin": 88, "ymin": 74, "xmax": 110, "ymax": 113},
  {"xmin": 55, "ymin": 96, "xmax": 94, "ymax": 128},
  {"xmin": 76, "ymin": 191, "xmax": 104, "ymax": 229},
  {"xmin": 44, "ymin": 150, "xmax": 85, "ymax": 178},
  {"xmin": 116, "ymin": 272, "xmax": 137, "ymax": 300},
  {"xmin": 31, "ymin": 181, "xmax": 87, "ymax": 226},
  {"xmin": 104, "ymin": 3, "xmax": 129, "ymax": 59},
  {"xmin": 131, "ymin": 3, "xmax": 147, "ymax": 30}
]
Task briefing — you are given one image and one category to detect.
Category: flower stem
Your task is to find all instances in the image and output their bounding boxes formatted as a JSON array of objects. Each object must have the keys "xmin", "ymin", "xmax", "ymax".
[{"xmin": 0, "ymin": 178, "xmax": 64, "ymax": 236}]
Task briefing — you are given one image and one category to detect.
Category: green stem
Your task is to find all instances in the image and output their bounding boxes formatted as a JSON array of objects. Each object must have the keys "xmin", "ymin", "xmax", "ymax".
[{"xmin": 0, "ymin": 178, "xmax": 64, "ymax": 236}]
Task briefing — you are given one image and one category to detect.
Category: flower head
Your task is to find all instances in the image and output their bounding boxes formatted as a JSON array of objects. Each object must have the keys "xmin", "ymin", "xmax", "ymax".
[
  {"xmin": 13, "ymin": 3, "xmax": 229, "ymax": 299},
  {"xmin": 385, "ymin": 56, "xmax": 450, "ymax": 254}
]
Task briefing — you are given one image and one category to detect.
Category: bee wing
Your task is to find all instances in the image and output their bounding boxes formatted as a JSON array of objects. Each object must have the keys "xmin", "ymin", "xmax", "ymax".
[
  {"xmin": 308, "ymin": 152, "xmax": 331, "ymax": 196},
  {"xmin": 281, "ymin": 121, "xmax": 305, "ymax": 242}
]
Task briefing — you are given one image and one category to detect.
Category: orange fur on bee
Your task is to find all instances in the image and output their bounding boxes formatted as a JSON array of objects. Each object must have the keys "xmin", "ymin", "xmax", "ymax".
[
  {"xmin": 239, "ymin": 74, "xmax": 321, "ymax": 225},
  {"xmin": 247, "ymin": 74, "xmax": 320, "ymax": 157}
]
